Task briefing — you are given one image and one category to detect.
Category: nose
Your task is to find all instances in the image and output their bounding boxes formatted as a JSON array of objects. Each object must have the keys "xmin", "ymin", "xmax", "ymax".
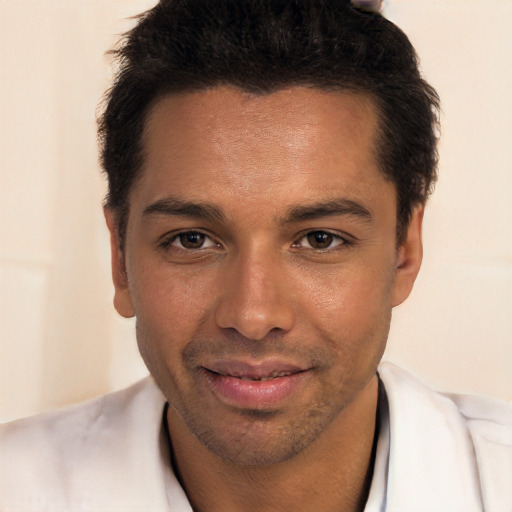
[{"xmin": 214, "ymin": 249, "xmax": 295, "ymax": 341}]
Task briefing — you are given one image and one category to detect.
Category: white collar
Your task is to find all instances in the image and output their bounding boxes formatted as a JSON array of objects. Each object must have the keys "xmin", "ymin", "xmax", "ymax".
[
  {"xmin": 160, "ymin": 363, "xmax": 485, "ymax": 511},
  {"xmin": 377, "ymin": 362, "xmax": 483, "ymax": 512}
]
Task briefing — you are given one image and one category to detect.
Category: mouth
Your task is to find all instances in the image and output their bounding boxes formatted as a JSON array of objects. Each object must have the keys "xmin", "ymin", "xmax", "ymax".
[
  {"xmin": 207, "ymin": 369, "xmax": 301, "ymax": 381},
  {"xmin": 200, "ymin": 360, "xmax": 311, "ymax": 409},
  {"xmin": 203, "ymin": 359, "xmax": 308, "ymax": 380}
]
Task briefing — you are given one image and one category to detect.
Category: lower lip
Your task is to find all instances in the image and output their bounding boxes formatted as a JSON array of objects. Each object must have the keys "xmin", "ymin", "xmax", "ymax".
[{"xmin": 202, "ymin": 369, "xmax": 309, "ymax": 409}]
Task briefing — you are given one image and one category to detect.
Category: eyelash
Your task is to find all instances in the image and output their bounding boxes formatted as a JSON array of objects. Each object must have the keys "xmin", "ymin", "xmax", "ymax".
[
  {"xmin": 159, "ymin": 229, "xmax": 352, "ymax": 254},
  {"xmin": 292, "ymin": 230, "xmax": 351, "ymax": 251},
  {"xmin": 159, "ymin": 231, "xmax": 220, "ymax": 252}
]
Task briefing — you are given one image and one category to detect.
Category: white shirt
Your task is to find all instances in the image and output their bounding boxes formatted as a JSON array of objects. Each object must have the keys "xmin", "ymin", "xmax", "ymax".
[{"xmin": 1, "ymin": 362, "xmax": 511, "ymax": 511}]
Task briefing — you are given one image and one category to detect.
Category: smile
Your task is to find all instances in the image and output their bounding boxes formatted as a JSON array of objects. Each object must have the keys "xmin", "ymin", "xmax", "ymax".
[
  {"xmin": 208, "ymin": 370, "xmax": 297, "ymax": 381},
  {"xmin": 201, "ymin": 360, "xmax": 311, "ymax": 409}
]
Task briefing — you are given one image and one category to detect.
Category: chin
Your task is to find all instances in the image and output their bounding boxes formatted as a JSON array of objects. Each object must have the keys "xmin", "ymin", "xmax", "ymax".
[{"xmin": 181, "ymin": 399, "xmax": 341, "ymax": 467}]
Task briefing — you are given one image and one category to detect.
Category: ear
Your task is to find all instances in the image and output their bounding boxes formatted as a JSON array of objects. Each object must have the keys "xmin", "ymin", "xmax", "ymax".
[
  {"xmin": 391, "ymin": 205, "xmax": 424, "ymax": 307},
  {"xmin": 104, "ymin": 208, "xmax": 135, "ymax": 318}
]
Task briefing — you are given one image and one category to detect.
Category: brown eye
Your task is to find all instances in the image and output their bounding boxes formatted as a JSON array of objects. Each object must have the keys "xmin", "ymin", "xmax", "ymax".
[
  {"xmin": 178, "ymin": 232, "xmax": 206, "ymax": 249},
  {"xmin": 307, "ymin": 231, "xmax": 334, "ymax": 249},
  {"xmin": 292, "ymin": 230, "xmax": 347, "ymax": 252}
]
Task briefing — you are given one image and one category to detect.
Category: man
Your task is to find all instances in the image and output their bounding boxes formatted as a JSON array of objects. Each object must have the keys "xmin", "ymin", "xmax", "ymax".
[{"xmin": 1, "ymin": 0, "xmax": 510, "ymax": 511}]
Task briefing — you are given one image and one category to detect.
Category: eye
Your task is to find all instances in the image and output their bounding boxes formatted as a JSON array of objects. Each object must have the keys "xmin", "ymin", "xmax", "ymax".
[
  {"xmin": 169, "ymin": 231, "xmax": 219, "ymax": 250},
  {"xmin": 293, "ymin": 231, "xmax": 347, "ymax": 251}
]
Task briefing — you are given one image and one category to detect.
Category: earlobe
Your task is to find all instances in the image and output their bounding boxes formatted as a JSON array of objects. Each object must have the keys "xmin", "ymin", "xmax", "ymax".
[
  {"xmin": 104, "ymin": 208, "xmax": 136, "ymax": 318},
  {"xmin": 391, "ymin": 206, "xmax": 424, "ymax": 307}
]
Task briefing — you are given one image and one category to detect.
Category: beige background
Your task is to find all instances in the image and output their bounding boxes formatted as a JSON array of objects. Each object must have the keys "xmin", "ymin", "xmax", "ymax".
[{"xmin": 0, "ymin": 0, "xmax": 511, "ymax": 422}]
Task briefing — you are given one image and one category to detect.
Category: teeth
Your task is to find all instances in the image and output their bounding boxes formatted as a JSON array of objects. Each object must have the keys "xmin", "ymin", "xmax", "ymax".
[
  {"xmin": 238, "ymin": 372, "xmax": 292, "ymax": 381},
  {"xmin": 209, "ymin": 369, "xmax": 295, "ymax": 380}
]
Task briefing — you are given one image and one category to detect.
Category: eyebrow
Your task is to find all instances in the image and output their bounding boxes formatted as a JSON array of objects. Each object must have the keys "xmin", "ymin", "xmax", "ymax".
[
  {"xmin": 142, "ymin": 196, "xmax": 372, "ymax": 226},
  {"xmin": 142, "ymin": 197, "xmax": 227, "ymax": 224},
  {"xmin": 282, "ymin": 198, "xmax": 372, "ymax": 224}
]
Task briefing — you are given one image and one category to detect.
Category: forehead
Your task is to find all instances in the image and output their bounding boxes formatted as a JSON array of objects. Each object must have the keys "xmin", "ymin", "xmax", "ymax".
[
  {"xmin": 145, "ymin": 85, "xmax": 378, "ymax": 137},
  {"xmin": 142, "ymin": 86, "xmax": 379, "ymax": 165},
  {"xmin": 133, "ymin": 86, "xmax": 393, "ymax": 217}
]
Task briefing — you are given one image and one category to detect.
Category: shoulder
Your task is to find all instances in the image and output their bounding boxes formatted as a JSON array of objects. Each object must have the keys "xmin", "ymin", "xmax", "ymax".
[
  {"xmin": 379, "ymin": 361, "xmax": 512, "ymax": 437},
  {"xmin": 443, "ymin": 390, "xmax": 512, "ymax": 438},
  {"xmin": 378, "ymin": 362, "xmax": 512, "ymax": 511},
  {"xmin": 0, "ymin": 377, "xmax": 169, "ymax": 511},
  {"xmin": 444, "ymin": 389, "xmax": 512, "ymax": 509},
  {"xmin": 0, "ymin": 376, "xmax": 163, "ymax": 452}
]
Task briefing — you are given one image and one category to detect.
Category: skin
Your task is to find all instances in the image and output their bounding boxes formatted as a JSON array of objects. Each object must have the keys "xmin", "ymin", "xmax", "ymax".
[{"xmin": 105, "ymin": 86, "xmax": 423, "ymax": 512}]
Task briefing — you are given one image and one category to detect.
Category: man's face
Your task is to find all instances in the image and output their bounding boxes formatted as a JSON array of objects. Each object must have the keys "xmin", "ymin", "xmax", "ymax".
[{"xmin": 107, "ymin": 86, "xmax": 422, "ymax": 465}]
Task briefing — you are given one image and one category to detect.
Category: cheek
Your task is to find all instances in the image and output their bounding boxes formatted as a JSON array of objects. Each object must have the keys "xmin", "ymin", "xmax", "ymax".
[
  {"xmin": 296, "ymin": 264, "xmax": 394, "ymax": 363},
  {"xmin": 129, "ymin": 263, "xmax": 217, "ymax": 352},
  {"xmin": 297, "ymin": 262, "xmax": 395, "ymax": 320},
  {"xmin": 131, "ymin": 269, "xmax": 218, "ymax": 394}
]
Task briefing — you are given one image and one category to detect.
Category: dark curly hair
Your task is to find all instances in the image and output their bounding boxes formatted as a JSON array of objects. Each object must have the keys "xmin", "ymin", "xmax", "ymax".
[{"xmin": 99, "ymin": 0, "xmax": 440, "ymax": 244}]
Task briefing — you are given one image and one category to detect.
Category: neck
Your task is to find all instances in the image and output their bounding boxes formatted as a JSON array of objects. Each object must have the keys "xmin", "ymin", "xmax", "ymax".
[{"xmin": 166, "ymin": 376, "xmax": 379, "ymax": 512}]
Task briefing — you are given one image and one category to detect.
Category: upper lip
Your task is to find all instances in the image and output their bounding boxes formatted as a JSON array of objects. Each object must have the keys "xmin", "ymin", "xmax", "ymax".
[{"xmin": 203, "ymin": 359, "xmax": 309, "ymax": 380}]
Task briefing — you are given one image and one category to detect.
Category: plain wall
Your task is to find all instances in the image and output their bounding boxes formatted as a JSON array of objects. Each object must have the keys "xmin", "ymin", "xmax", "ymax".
[{"xmin": 1, "ymin": 0, "xmax": 511, "ymax": 422}]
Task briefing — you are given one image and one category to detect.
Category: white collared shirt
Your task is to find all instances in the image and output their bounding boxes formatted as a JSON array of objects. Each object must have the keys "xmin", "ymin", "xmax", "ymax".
[{"xmin": 1, "ymin": 363, "xmax": 511, "ymax": 511}]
